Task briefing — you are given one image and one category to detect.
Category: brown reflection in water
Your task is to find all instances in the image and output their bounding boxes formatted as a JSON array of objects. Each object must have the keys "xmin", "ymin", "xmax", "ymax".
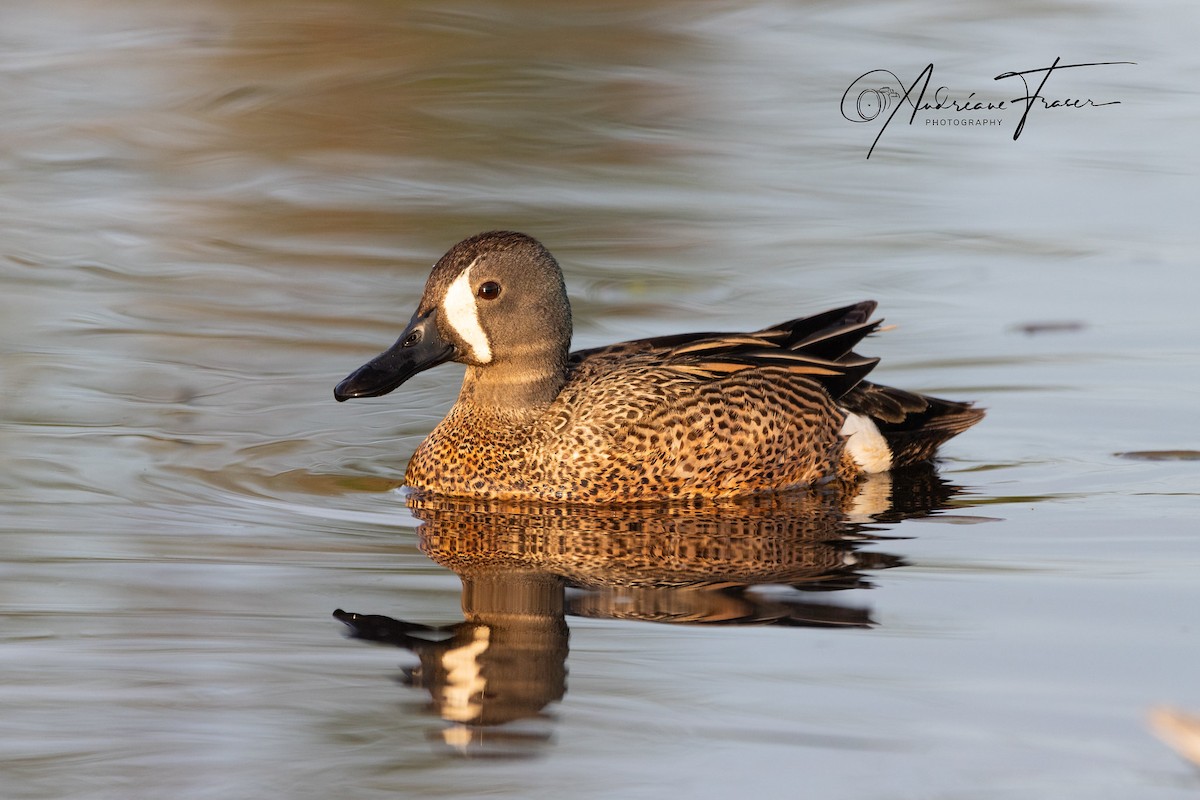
[
  {"xmin": 336, "ymin": 571, "xmax": 566, "ymax": 756},
  {"xmin": 181, "ymin": 2, "xmax": 713, "ymax": 252},
  {"xmin": 336, "ymin": 465, "xmax": 968, "ymax": 757}
]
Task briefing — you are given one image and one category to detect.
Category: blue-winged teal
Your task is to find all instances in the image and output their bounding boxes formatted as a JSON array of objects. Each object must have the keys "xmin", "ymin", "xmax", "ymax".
[{"xmin": 335, "ymin": 231, "xmax": 983, "ymax": 502}]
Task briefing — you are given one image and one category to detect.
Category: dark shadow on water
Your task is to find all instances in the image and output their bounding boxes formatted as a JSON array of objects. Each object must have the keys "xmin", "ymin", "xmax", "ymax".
[{"xmin": 334, "ymin": 464, "xmax": 975, "ymax": 757}]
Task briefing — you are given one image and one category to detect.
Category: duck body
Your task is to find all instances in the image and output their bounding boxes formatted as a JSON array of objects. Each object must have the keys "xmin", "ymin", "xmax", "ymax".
[{"xmin": 335, "ymin": 231, "xmax": 983, "ymax": 502}]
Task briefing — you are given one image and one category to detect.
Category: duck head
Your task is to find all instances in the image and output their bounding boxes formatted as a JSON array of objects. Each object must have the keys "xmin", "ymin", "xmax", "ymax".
[{"xmin": 334, "ymin": 231, "xmax": 572, "ymax": 407}]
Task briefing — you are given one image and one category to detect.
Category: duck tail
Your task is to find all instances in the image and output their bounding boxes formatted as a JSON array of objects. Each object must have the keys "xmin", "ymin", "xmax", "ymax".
[{"xmin": 840, "ymin": 382, "xmax": 985, "ymax": 467}]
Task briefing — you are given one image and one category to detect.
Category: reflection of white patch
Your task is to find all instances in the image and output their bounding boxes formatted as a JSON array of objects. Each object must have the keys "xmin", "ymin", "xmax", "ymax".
[
  {"xmin": 439, "ymin": 626, "xmax": 490, "ymax": 723},
  {"xmin": 846, "ymin": 471, "xmax": 894, "ymax": 521},
  {"xmin": 441, "ymin": 259, "xmax": 492, "ymax": 363},
  {"xmin": 840, "ymin": 411, "xmax": 893, "ymax": 473}
]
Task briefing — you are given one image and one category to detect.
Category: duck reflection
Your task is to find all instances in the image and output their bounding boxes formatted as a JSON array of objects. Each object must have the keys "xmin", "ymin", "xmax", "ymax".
[{"xmin": 335, "ymin": 465, "xmax": 963, "ymax": 755}]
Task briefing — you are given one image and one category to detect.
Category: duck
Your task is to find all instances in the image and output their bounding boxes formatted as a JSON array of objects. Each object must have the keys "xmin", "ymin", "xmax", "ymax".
[{"xmin": 334, "ymin": 231, "xmax": 983, "ymax": 502}]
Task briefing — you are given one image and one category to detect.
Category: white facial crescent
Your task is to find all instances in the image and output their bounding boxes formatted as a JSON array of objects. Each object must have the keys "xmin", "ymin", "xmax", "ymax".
[{"xmin": 440, "ymin": 259, "xmax": 493, "ymax": 363}]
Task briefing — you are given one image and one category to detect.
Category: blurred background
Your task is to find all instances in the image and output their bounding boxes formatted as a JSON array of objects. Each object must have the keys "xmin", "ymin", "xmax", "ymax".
[{"xmin": 2, "ymin": 1, "xmax": 1198, "ymax": 798}]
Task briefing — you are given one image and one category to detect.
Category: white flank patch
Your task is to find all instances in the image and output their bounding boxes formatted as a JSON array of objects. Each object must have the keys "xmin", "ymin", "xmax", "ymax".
[
  {"xmin": 441, "ymin": 259, "xmax": 492, "ymax": 363},
  {"xmin": 840, "ymin": 410, "xmax": 893, "ymax": 473}
]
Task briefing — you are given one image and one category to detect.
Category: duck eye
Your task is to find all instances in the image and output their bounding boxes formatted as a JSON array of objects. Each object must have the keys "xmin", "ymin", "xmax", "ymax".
[{"xmin": 477, "ymin": 281, "xmax": 501, "ymax": 300}]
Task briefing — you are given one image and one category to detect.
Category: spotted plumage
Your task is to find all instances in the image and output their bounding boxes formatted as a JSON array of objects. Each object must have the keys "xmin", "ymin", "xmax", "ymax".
[{"xmin": 335, "ymin": 231, "xmax": 983, "ymax": 502}]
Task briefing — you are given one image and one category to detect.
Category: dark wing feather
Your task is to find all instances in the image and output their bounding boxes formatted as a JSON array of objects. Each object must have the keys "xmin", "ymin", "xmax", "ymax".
[
  {"xmin": 569, "ymin": 301, "xmax": 883, "ymax": 401},
  {"xmin": 760, "ymin": 301, "xmax": 877, "ymax": 347}
]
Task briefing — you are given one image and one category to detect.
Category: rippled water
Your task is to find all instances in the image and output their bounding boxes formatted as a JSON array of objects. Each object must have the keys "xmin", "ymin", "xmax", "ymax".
[{"xmin": 3, "ymin": 1, "xmax": 1199, "ymax": 798}]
